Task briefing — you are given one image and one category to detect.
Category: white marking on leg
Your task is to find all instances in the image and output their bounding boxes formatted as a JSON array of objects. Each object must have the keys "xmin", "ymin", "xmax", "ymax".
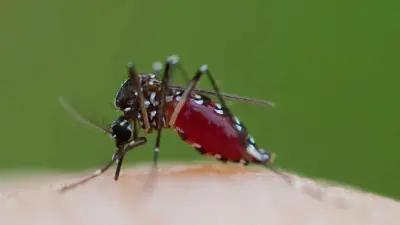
[
  {"xmin": 124, "ymin": 107, "xmax": 132, "ymax": 112},
  {"xmin": 168, "ymin": 55, "xmax": 180, "ymax": 64},
  {"xmin": 155, "ymin": 147, "xmax": 159, "ymax": 152},
  {"xmin": 235, "ymin": 124, "xmax": 242, "ymax": 131},
  {"xmin": 152, "ymin": 62, "xmax": 162, "ymax": 73},
  {"xmin": 200, "ymin": 64, "xmax": 208, "ymax": 72},
  {"xmin": 215, "ymin": 103, "xmax": 222, "ymax": 109}
]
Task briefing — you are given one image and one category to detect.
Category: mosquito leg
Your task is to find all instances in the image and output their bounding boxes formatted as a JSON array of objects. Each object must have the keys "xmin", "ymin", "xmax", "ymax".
[
  {"xmin": 59, "ymin": 137, "xmax": 147, "ymax": 193},
  {"xmin": 176, "ymin": 62, "xmax": 191, "ymax": 85},
  {"xmin": 114, "ymin": 118, "xmax": 140, "ymax": 181},
  {"xmin": 168, "ymin": 65, "xmax": 214, "ymax": 126},
  {"xmin": 127, "ymin": 63, "xmax": 151, "ymax": 133},
  {"xmin": 132, "ymin": 118, "xmax": 139, "ymax": 140},
  {"xmin": 113, "ymin": 155, "xmax": 124, "ymax": 181},
  {"xmin": 151, "ymin": 56, "xmax": 179, "ymax": 168},
  {"xmin": 155, "ymin": 55, "xmax": 190, "ymax": 84}
]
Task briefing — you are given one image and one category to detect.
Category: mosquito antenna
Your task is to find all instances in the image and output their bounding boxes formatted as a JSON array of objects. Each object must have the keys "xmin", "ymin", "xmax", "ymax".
[{"xmin": 58, "ymin": 96, "xmax": 112, "ymax": 135}]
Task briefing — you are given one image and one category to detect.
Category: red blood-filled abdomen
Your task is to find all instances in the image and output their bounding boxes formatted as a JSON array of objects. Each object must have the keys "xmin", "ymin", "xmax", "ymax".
[{"xmin": 166, "ymin": 94, "xmax": 248, "ymax": 162}]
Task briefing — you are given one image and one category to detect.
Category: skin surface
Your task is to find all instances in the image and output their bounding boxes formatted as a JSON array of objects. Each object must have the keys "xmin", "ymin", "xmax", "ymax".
[{"xmin": 0, "ymin": 163, "xmax": 399, "ymax": 225}]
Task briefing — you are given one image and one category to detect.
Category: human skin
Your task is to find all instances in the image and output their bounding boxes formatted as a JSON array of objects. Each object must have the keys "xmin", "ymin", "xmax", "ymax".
[{"xmin": 0, "ymin": 163, "xmax": 399, "ymax": 225}]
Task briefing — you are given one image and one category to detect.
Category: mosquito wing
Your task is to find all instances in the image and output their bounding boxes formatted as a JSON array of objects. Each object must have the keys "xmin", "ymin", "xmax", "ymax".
[{"xmin": 168, "ymin": 85, "xmax": 276, "ymax": 108}]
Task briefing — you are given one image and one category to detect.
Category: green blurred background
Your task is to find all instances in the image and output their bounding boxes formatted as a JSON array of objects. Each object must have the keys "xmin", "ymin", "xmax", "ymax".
[{"xmin": 1, "ymin": 0, "xmax": 399, "ymax": 199}]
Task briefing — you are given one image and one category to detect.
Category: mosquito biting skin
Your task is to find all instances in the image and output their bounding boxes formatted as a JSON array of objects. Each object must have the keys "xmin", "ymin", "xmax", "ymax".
[{"xmin": 59, "ymin": 55, "xmax": 312, "ymax": 198}]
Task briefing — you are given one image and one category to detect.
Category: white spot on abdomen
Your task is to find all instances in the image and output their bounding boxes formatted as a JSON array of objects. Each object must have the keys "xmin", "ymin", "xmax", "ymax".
[
  {"xmin": 246, "ymin": 144, "xmax": 263, "ymax": 161},
  {"xmin": 215, "ymin": 109, "xmax": 224, "ymax": 115},
  {"xmin": 194, "ymin": 99, "xmax": 204, "ymax": 105},
  {"xmin": 192, "ymin": 143, "xmax": 201, "ymax": 148},
  {"xmin": 175, "ymin": 127, "xmax": 184, "ymax": 133},
  {"xmin": 166, "ymin": 95, "xmax": 173, "ymax": 102},
  {"xmin": 234, "ymin": 116, "xmax": 241, "ymax": 125},
  {"xmin": 248, "ymin": 136, "xmax": 255, "ymax": 144}
]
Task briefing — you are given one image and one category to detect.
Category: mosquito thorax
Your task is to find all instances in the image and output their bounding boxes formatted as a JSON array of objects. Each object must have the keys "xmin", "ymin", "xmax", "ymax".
[
  {"xmin": 113, "ymin": 73, "xmax": 175, "ymax": 131},
  {"xmin": 114, "ymin": 73, "xmax": 162, "ymax": 109}
]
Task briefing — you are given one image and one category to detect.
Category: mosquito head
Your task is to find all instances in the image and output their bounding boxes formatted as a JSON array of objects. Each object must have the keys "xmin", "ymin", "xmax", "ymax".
[{"xmin": 110, "ymin": 115, "xmax": 133, "ymax": 148}]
